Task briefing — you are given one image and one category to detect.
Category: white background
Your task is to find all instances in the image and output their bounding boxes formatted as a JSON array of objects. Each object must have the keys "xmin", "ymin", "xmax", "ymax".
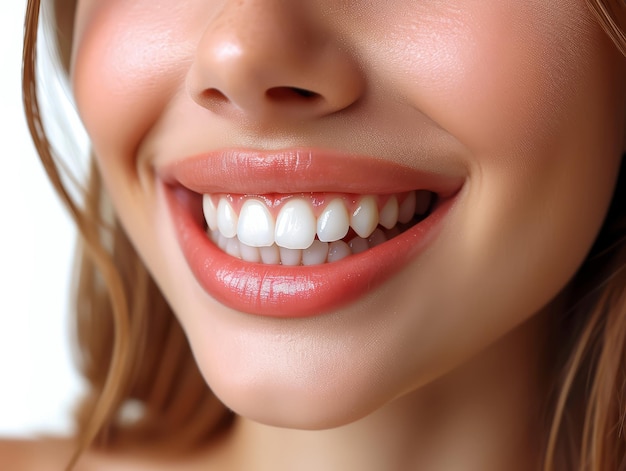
[{"xmin": 0, "ymin": 1, "xmax": 84, "ymax": 437}]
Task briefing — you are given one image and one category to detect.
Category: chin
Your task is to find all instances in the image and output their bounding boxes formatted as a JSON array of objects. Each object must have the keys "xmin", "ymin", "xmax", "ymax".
[{"xmin": 180, "ymin": 305, "xmax": 412, "ymax": 430}]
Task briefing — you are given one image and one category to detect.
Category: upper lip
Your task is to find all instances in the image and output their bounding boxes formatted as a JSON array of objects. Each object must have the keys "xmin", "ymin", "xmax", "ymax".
[{"xmin": 159, "ymin": 148, "xmax": 465, "ymax": 197}]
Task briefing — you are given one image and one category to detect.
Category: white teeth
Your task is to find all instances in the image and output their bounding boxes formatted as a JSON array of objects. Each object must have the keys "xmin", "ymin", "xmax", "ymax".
[
  {"xmin": 316, "ymin": 198, "xmax": 350, "ymax": 243},
  {"xmin": 203, "ymin": 195, "xmax": 218, "ymax": 231},
  {"xmin": 260, "ymin": 245, "xmax": 281, "ymax": 264},
  {"xmin": 327, "ymin": 241, "xmax": 351, "ymax": 263},
  {"xmin": 378, "ymin": 196, "xmax": 399, "ymax": 230},
  {"xmin": 368, "ymin": 228, "xmax": 388, "ymax": 248},
  {"xmin": 239, "ymin": 242, "xmax": 261, "ymax": 263},
  {"xmin": 275, "ymin": 198, "xmax": 317, "ymax": 250},
  {"xmin": 225, "ymin": 237, "xmax": 241, "ymax": 258},
  {"xmin": 302, "ymin": 240, "xmax": 329, "ymax": 266},
  {"xmin": 348, "ymin": 236, "xmax": 369, "ymax": 254},
  {"xmin": 216, "ymin": 232, "xmax": 229, "ymax": 251},
  {"xmin": 209, "ymin": 227, "xmax": 220, "ymax": 244},
  {"xmin": 398, "ymin": 191, "xmax": 417, "ymax": 224},
  {"xmin": 279, "ymin": 247, "xmax": 302, "ymax": 266},
  {"xmin": 350, "ymin": 196, "xmax": 379, "ymax": 238},
  {"xmin": 204, "ymin": 190, "xmax": 435, "ymax": 265},
  {"xmin": 415, "ymin": 190, "xmax": 432, "ymax": 216},
  {"xmin": 237, "ymin": 199, "xmax": 275, "ymax": 247},
  {"xmin": 217, "ymin": 199, "xmax": 238, "ymax": 238}
]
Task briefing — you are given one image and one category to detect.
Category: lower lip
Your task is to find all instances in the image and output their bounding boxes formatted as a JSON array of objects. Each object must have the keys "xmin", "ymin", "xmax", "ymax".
[{"xmin": 164, "ymin": 185, "xmax": 455, "ymax": 318}]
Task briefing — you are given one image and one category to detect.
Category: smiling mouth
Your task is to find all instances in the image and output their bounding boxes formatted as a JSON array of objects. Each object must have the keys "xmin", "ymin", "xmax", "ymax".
[
  {"xmin": 202, "ymin": 190, "xmax": 437, "ymax": 266},
  {"xmin": 160, "ymin": 148, "xmax": 461, "ymax": 317}
]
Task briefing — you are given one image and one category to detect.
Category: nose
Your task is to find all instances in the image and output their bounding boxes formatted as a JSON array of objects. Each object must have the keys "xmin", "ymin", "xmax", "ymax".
[{"xmin": 187, "ymin": 0, "xmax": 365, "ymax": 123}]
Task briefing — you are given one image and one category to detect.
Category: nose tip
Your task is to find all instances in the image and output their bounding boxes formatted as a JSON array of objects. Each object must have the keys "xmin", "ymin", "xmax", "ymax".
[{"xmin": 186, "ymin": 1, "xmax": 365, "ymax": 122}]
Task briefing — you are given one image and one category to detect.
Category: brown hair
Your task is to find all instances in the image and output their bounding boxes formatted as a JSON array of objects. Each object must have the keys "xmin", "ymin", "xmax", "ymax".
[
  {"xmin": 23, "ymin": 0, "xmax": 231, "ymax": 468},
  {"xmin": 21, "ymin": 0, "xmax": 626, "ymax": 469}
]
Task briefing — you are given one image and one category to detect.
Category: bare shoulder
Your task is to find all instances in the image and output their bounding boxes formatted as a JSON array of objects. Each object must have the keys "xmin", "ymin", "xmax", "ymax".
[
  {"xmin": 0, "ymin": 437, "xmax": 77, "ymax": 470},
  {"xmin": 0, "ymin": 436, "xmax": 228, "ymax": 471}
]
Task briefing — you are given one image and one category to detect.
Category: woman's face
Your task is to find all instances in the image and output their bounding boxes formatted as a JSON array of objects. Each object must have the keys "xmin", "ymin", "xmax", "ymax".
[{"xmin": 71, "ymin": 0, "xmax": 625, "ymax": 427}]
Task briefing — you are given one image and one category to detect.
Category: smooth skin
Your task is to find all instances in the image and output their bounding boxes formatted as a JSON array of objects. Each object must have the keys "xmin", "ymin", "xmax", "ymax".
[{"xmin": 6, "ymin": 0, "xmax": 626, "ymax": 470}]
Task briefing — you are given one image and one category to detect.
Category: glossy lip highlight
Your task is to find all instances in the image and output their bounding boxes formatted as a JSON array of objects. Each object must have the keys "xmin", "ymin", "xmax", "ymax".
[{"xmin": 159, "ymin": 149, "xmax": 463, "ymax": 317}]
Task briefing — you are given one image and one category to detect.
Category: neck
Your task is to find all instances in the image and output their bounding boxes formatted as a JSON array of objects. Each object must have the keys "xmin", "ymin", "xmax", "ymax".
[{"xmin": 216, "ymin": 311, "xmax": 553, "ymax": 471}]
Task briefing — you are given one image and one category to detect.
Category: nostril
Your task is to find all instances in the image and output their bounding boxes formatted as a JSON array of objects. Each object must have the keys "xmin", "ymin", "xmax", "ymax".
[
  {"xmin": 291, "ymin": 87, "xmax": 318, "ymax": 98},
  {"xmin": 266, "ymin": 86, "xmax": 321, "ymax": 102},
  {"xmin": 200, "ymin": 88, "xmax": 229, "ymax": 104}
]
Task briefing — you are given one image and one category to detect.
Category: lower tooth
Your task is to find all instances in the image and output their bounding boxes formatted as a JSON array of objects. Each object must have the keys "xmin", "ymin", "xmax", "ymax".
[
  {"xmin": 225, "ymin": 237, "xmax": 241, "ymax": 258},
  {"xmin": 348, "ymin": 237, "xmax": 369, "ymax": 254},
  {"xmin": 280, "ymin": 247, "xmax": 302, "ymax": 266},
  {"xmin": 260, "ymin": 245, "xmax": 281, "ymax": 264},
  {"xmin": 327, "ymin": 241, "xmax": 351, "ymax": 263},
  {"xmin": 240, "ymin": 242, "xmax": 261, "ymax": 263},
  {"xmin": 368, "ymin": 228, "xmax": 387, "ymax": 248},
  {"xmin": 217, "ymin": 233, "xmax": 229, "ymax": 251},
  {"xmin": 302, "ymin": 240, "xmax": 329, "ymax": 266}
]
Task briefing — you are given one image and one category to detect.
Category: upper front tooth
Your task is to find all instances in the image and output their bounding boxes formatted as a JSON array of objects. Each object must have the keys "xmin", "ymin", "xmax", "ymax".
[
  {"xmin": 203, "ymin": 195, "xmax": 218, "ymax": 231},
  {"xmin": 317, "ymin": 198, "xmax": 350, "ymax": 242},
  {"xmin": 237, "ymin": 199, "xmax": 275, "ymax": 247},
  {"xmin": 217, "ymin": 198, "xmax": 238, "ymax": 238},
  {"xmin": 350, "ymin": 196, "xmax": 379, "ymax": 238},
  {"xmin": 275, "ymin": 198, "xmax": 317, "ymax": 250}
]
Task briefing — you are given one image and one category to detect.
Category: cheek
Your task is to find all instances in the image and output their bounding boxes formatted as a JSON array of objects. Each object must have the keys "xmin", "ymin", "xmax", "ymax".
[
  {"xmin": 385, "ymin": 0, "xmax": 624, "ymax": 230},
  {"xmin": 71, "ymin": 1, "xmax": 196, "ymax": 169},
  {"xmin": 461, "ymin": 6, "xmax": 624, "ymax": 296},
  {"xmin": 373, "ymin": 1, "xmax": 625, "ymax": 348},
  {"xmin": 385, "ymin": 2, "xmax": 607, "ymax": 153}
]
